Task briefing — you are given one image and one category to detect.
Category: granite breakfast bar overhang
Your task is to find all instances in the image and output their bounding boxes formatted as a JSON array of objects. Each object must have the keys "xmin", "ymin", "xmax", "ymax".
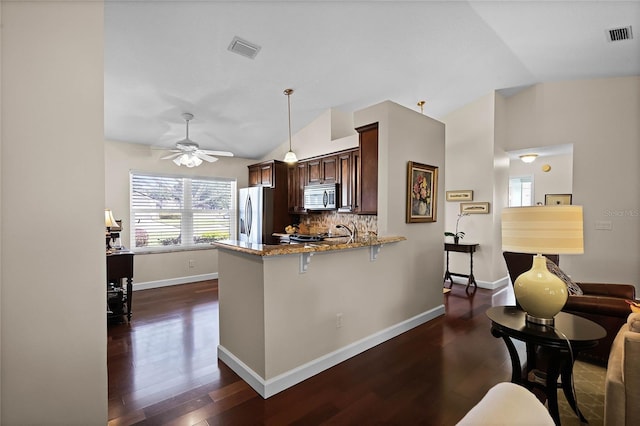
[{"xmin": 213, "ymin": 236, "xmax": 445, "ymax": 398}]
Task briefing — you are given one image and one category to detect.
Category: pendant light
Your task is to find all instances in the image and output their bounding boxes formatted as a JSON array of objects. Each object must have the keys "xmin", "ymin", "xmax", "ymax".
[{"xmin": 283, "ymin": 88, "xmax": 298, "ymax": 164}]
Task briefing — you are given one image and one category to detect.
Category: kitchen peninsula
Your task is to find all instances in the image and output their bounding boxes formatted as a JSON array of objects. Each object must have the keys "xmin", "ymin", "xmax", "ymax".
[{"xmin": 213, "ymin": 235, "xmax": 444, "ymax": 398}]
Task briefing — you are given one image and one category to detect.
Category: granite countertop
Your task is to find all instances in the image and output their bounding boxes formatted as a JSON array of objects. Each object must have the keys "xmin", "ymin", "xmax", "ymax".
[{"xmin": 212, "ymin": 235, "xmax": 406, "ymax": 257}]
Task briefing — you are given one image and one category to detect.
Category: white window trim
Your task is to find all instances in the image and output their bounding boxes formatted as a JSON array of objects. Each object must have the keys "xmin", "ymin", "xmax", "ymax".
[{"xmin": 130, "ymin": 171, "xmax": 237, "ymax": 254}]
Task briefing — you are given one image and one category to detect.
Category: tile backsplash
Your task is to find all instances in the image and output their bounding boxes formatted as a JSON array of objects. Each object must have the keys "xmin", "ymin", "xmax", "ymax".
[{"xmin": 295, "ymin": 212, "xmax": 377, "ymax": 237}]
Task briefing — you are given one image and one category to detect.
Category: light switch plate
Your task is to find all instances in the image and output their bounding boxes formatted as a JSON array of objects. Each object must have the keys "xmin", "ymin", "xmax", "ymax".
[{"xmin": 595, "ymin": 221, "xmax": 613, "ymax": 230}]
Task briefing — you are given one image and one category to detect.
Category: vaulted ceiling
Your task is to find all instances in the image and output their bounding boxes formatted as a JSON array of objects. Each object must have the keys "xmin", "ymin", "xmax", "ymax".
[{"xmin": 104, "ymin": 1, "xmax": 640, "ymax": 160}]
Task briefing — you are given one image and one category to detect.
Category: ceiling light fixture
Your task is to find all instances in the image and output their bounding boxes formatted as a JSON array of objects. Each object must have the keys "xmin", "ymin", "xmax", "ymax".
[
  {"xmin": 519, "ymin": 154, "xmax": 538, "ymax": 163},
  {"xmin": 417, "ymin": 100, "xmax": 426, "ymax": 114},
  {"xmin": 283, "ymin": 88, "xmax": 298, "ymax": 164}
]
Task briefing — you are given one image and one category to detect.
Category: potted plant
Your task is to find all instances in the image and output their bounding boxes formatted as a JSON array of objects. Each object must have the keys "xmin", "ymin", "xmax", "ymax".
[{"xmin": 445, "ymin": 212, "xmax": 469, "ymax": 244}]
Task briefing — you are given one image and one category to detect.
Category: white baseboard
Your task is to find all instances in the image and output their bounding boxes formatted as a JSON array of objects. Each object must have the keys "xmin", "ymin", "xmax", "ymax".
[
  {"xmin": 218, "ymin": 305, "xmax": 446, "ymax": 399},
  {"xmin": 132, "ymin": 273, "xmax": 218, "ymax": 291},
  {"xmin": 448, "ymin": 275, "xmax": 509, "ymax": 291}
]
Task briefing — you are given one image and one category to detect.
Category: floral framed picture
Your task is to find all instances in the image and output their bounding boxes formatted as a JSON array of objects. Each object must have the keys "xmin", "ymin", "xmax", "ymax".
[{"xmin": 406, "ymin": 161, "xmax": 438, "ymax": 223}]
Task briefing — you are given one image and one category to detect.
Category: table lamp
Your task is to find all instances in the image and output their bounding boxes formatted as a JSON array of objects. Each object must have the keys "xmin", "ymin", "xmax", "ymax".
[
  {"xmin": 501, "ymin": 205, "xmax": 584, "ymax": 325},
  {"xmin": 105, "ymin": 209, "xmax": 118, "ymax": 251}
]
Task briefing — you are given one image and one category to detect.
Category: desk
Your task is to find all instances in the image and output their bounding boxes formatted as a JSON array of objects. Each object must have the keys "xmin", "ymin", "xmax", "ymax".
[
  {"xmin": 443, "ymin": 242, "xmax": 478, "ymax": 291},
  {"xmin": 106, "ymin": 249, "xmax": 134, "ymax": 322},
  {"xmin": 486, "ymin": 306, "xmax": 606, "ymax": 425}
]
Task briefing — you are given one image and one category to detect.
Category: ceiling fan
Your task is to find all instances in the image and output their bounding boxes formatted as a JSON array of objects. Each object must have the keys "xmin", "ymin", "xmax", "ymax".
[{"xmin": 161, "ymin": 113, "xmax": 234, "ymax": 167}]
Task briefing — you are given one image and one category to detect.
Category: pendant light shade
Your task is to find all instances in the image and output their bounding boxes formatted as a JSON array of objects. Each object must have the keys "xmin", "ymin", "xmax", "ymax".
[{"xmin": 283, "ymin": 88, "xmax": 298, "ymax": 164}]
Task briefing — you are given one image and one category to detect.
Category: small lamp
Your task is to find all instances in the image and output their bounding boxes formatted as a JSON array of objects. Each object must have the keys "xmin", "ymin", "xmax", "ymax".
[
  {"xmin": 105, "ymin": 209, "xmax": 118, "ymax": 251},
  {"xmin": 502, "ymin": 205, "xmax": 584, "ymax": 325}
]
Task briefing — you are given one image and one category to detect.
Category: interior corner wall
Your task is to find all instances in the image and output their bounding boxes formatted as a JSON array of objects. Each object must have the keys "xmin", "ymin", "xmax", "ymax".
[
  {"xmin": 355, "ymin": 100, "xmax": 446, "ymax": 311},
  {"xmin": 0, "ymin": 0, "xmax": 3, "ymax": 418},
  {"xmin": 492, "ymin": 92, "xmax": 510, "ymax": 281},
  {"xmin": 504, "ymin": 77, "xmax": 640, "ymax": 286},
  {"xmin": 105, "ymin": 140, "xmax": 255, "ymax": 285},
  {"xmin": 1, "ymin": 1, "xmax": 107, "ymax": 424},
  {"xmin": 261, "ymin": 108, "xmax": 359, "ymax": 163},
  {"xmin": 443, "ymin": 93, "xmax": 506, "ymax": 284}
]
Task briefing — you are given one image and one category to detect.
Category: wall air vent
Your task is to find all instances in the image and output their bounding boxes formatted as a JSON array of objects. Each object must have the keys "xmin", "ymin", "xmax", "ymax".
[
  {"xmin": 606, "ymin": 26, "xmax": 633, "ymax": 42},
  {"xmin": 228, "ymin": 36, "xmax": 261, "ymax": 59}
]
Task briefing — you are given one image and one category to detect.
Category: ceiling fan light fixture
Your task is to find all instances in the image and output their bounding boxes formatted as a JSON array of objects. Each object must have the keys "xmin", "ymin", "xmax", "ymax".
[
  {"xmin": 162, "ymin": 113, "xmax": 234, "ymax": 167},
  {"xmin": 173, "ymin": 153, "xmax": 202, "ymax": 168},
  {"xmin": 283, "ymin": 88, "xmax": 298, "ymax": 164}
]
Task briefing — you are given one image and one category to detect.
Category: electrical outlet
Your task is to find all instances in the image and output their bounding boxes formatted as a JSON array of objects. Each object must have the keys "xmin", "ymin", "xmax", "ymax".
[
  {"xmin": 189, "ymin": 259, "xmax": 196, "ymax": 268},
  {"xmin": 336, "ymin": 313, "xmax": 343, "ymax": 328}
]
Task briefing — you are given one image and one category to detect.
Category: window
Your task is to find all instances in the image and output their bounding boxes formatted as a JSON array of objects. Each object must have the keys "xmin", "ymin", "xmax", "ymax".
[
  {"xmin": 130, "ymin": 172, "xmax": 236, "ymax": 252},
  {"xmin": 509, "ymin": 176, "xmax": 533, "ymax": 207}
]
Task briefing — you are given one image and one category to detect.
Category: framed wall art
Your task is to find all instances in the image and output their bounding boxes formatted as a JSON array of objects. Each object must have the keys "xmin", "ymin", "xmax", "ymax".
[
  {"xmin": 460, "ymin": 202, "xmax": 490, "ymax": 214},
  {"xmin": 446, "ymin": 190, "xmax": 473, "ymax": 202},
  {"xmin": 406, "ymin": 161, "xmax": 438, "ymax": 223},
  {"xmin": 545, "ymin": 194, "xmax": 572, "ymax": 205}
]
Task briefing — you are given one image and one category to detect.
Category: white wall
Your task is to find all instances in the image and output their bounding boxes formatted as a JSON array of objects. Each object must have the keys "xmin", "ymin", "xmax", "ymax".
[
  {"xmin": 443, "ymin": 93, "xmax": 507, "ymax": 285},
  {"xmin": 505, "ymin": 77, "xmax": 640, "ymax": 285},
  {"xmin": 1, "ymin": 2, "xmax": 107, "ymax": 423},
  {"xmin": 509, "ymin": 152, "xmax": 573, "ymax": 206},
  {"xmin": 262, "ymin": 108, "xmax": 359, "ymax": 162},
  {"xmin": 444, "ymin": 76, "xmax": 640, "ymax": 288},
  {"xmin": 355, "ymin": 101, "xmax": 446, "ymax": 306},
  {"xmin": 105, "ymin": 139, "xmax": 255, "ymax": 286}
]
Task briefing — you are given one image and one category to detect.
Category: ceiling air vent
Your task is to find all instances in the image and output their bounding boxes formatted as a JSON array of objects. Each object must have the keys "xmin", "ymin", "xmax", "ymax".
[
  {"xmin": 606, "ymin": 26, "xmax": 633, "ymax": 42},
  {"xmin": 228, "ymin": 36, "xmax": 261, "ymax": 59}
]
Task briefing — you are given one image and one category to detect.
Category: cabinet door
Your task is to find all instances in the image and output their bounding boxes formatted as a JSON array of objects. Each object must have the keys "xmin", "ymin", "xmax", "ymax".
[
  {"xmin": 356, "ymin": 123, "xmax": 378, "ymax": 214},
  {"xmin": 260, "ymin": 164, "xmax": 274, "ymax": 187},
  {"xmin": 288, "ymin": 162, "xmax": 307, "ymax": 213},
  {"xmin": 248, "ymin": 166, "xmax": 261, "ymax": 187},
  {"xmin": 337, "ymin": 151, "xmax": 354, "ymax": 212},
  {"xmin": 320, "ymin": 155, "xmax": 337, "ymax": 184},
  {"xmin": 306, "ymin": 159, "xmax": 321, "ymax": 185}
]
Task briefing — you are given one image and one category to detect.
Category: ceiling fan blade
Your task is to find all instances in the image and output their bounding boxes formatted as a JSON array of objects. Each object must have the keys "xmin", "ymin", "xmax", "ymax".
[
  {"xmin": 195, "ymin": 152, "xmax": 219, "ymax": 163},
  {"xmin": 199, "ymin": 149, "xmax": 234, "ymax": 157},
  {"xmin": 161, "ymin": 152, "xmax": 182, "ymax": 160}
]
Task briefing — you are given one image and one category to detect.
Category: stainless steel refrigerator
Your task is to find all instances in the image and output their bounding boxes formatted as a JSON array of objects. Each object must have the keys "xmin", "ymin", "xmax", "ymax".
[{"xmin": 238, "ymin": 186, "xmax": 276, "ymax": 244}]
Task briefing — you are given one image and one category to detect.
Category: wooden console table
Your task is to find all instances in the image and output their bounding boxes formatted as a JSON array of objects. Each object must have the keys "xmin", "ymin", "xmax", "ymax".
[
  {"xmin": 106, "ymin": 249, "xmax": 134, "ymax": 322},
  {"xmin": 443, "ymin": 242, "xmax": 478, "ymax": 291}
]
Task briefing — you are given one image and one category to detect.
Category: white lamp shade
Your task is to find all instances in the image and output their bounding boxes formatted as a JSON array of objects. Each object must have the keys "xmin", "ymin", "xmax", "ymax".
[
  {"xmin": 283, "ymin": 150, "xmax": 298, "ymax": 164},
  {"xmin": 502, "ymin": 205, "xmax": 584, "ymax": 254},
  {"xmin": 105, "ymin": 209, "xmax": 118, "ymax": 228}
]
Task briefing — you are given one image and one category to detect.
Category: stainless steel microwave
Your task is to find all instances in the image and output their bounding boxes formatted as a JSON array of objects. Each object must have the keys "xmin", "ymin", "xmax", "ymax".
[{"xmin": 303, "ymin": 184, "xmax": 338, "ymax": 211}]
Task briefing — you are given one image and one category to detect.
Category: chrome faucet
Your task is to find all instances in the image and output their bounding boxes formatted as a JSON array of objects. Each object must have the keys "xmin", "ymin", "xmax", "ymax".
[{"xmin": 336, "ymin": 222, "xmax": 358, "ymax": 243}]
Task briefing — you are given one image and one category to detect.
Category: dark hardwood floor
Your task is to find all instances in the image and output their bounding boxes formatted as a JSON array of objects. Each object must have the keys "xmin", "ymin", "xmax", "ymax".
[{"xmin": 108, "ymin": 280, "xmax": 517, "ymax": 425}]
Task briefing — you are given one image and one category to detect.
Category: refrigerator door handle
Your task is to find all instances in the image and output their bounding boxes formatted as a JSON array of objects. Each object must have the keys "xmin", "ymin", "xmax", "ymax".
[{"xmin": 245, "ymin": 194, "xmax": 253, "ymax": 238}]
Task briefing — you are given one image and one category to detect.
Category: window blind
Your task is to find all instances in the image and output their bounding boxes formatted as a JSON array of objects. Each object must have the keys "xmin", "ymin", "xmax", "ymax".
[{"xmin": 130, "ymin": 172, "xmax": 236, "ymax": 252}]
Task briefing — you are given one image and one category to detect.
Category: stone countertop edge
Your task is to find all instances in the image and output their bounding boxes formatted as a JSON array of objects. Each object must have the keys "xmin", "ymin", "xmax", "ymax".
[{"xmin": 212, "ymin": 236, "xmax": 406, "ymax": 257}]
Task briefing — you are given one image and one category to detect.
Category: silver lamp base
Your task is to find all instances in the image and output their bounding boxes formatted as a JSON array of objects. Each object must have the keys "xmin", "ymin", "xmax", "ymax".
[{"xmin": 525, "ymin": 313, "xmax": 555, "ymax": 326}]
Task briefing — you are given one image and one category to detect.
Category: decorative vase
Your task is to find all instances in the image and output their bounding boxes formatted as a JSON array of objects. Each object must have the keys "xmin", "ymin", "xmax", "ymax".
[
  {"xmin": 418, "ymin": 201, "xmax": 427, "ymax": 216},
  {"xmin": 454, "ymin": 236, "xmax": 460, "ymax": 245}
]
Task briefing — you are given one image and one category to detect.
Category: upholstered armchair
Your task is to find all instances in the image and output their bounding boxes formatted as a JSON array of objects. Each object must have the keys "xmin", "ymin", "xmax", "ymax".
[
  {"xmin": 604, "ymin": 312, "xmax": 640, "ymax": 425},
  {"xmin": 502, "ymin": 251, "xmax": 636, "ymax": 365}
]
